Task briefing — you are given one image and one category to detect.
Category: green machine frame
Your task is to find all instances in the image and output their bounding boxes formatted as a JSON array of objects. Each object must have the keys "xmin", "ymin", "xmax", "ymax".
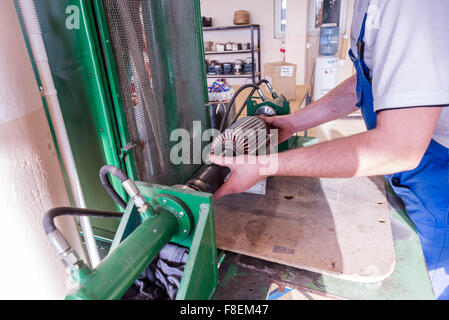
[
  {"xmin": 18, "ymin": 0, "xmax": 219, "ymax": 299},
  {"xmin": 18, "ymin": 0, "xmax": 210, "ymax": 244},
  {"xmin": 66, "ymin": 183, "xmax": 218, "ymax": 300}
]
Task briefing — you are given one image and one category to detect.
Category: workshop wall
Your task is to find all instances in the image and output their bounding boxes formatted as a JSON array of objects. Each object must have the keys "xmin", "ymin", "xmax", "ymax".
[
  {"xmin": 0, "ymin": 0, "xmax": 85, "ymax": 299},
  {"xmin": 284, "ymin": 0, "xmax": 309, "ymax": 85}
]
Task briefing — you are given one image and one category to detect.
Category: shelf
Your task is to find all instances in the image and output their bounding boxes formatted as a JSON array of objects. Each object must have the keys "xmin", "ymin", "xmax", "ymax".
[
  {"xmin": 203, "ymin": 24, "xmax": 260, "ymax": 31},
  {"xmin": 203, "ymin": 24, "xmax": 261, "ymax": 84},
  {"xmin": 205, "ymin": 49, "xmax": 259, "ymax": 55},
  {"xmin": 207, "ymin": 72, "xmax": 260, "ymax": 79}
]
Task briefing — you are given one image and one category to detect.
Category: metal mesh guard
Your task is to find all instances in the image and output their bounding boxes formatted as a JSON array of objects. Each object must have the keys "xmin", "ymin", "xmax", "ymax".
[{"xmin": 103, "ymin": 0, "xmax": 207, "ymax": 186}]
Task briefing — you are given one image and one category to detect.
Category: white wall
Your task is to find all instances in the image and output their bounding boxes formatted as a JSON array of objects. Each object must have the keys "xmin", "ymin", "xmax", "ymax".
[
  {"xmin": 284, "ymin": 0, "xmax": 309, "ymax": 85},
  {"xmin": 0, "ymin": 0, "xmax": 85, "ymax": 299}
]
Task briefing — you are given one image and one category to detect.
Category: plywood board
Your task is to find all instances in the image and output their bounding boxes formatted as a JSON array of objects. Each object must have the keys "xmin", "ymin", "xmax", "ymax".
[{"xmin": 214, "ymin": 175, "xmax": 396, "ymax": 282}]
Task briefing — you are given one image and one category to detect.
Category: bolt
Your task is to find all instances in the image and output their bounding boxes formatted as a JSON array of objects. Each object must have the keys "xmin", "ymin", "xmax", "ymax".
[
  {"xmin": 153, "ymin": 229, "xmax": 157, "ymax": 233},
  {"xmin": 161, "ymin": 199, "xmax": 167, "ymax": 205},
  {"xmin": 183, "ymin": 229, "xmax": 188, "ymax": 234},
  {"xmin": 179, "ymin": 211, "xmax": 184, "ymax": 217}
]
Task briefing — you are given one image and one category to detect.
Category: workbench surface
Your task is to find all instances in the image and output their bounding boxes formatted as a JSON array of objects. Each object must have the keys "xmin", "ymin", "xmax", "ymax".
[
  {"xmin": 213, "ymin": 181, "xmax": 434, "ymax": 300},
  {"xmin": 213, "ymin": 136, "xmax": 434, "ymax": 299}
]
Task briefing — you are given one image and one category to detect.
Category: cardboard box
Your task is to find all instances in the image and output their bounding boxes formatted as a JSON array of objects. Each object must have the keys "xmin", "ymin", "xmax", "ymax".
[{"xmin": 263, "ymin": 62, "xmax": 297, "ymax": 101}]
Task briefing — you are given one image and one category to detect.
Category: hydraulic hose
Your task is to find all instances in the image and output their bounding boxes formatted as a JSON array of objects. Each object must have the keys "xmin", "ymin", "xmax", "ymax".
[
  {"xmin": 219, "ymin": 83, "xmax": 266, "ymax": 132},
  {"xmin": 99, "ymin": 165, "xmax": 129, "ymax": 209},
  {"xmin": 43, "ymin": 207, "xmax": 123, "ymax": 267},
  {"xmin": 44, "ymin": 165, "xmax": 152, "ymax": 269},
  {"xmin": 43, "ymin": 207, "xmax": 123, "ymax": 235}
]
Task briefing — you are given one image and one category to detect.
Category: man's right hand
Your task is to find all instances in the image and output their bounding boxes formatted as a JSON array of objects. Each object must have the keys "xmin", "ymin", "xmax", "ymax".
[{"xmin": 262, "ymin": 115, "xmax": 298, "ymax": 143}]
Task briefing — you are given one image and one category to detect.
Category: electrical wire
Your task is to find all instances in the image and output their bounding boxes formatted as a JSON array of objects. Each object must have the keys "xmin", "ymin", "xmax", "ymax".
[
  {"xmin": 228, "ymin": 79, "xmax": 274, "ymax": 127},
  {"xmin": 218, "ymin": 83, "xmax": 264, "ymax": 132}
]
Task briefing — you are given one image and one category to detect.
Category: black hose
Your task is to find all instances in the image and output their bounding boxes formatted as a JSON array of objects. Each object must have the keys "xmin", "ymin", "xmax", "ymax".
[
  {"xmin": 43, "ymin": 207, "xmax": 123, "ymax": 235},
  {"xmin": 99, "ymin": 165, "xmax": 129, "ymax": 209},
  {"xmin": 219, "ymin": 83, "xmax": 263, "ymax": 132},
  {"xmin": 228, "ymin": 79, "xmax": 272, "ymax": 126}
]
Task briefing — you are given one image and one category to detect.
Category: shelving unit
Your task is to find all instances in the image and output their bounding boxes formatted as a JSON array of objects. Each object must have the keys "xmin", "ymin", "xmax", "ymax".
[{"xmin": 203, "ymin": 24, "xmax": 261, "ymax": 84}]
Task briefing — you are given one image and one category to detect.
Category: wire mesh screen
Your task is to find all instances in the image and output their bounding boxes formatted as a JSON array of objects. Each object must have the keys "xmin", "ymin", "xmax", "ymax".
[{"xmin": 102, "ymin": 0, "xmax": 207, "ymax": 185}]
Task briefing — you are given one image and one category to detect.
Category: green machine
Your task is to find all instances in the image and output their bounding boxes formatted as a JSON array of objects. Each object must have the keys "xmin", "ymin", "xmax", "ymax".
[
  {"xmin": 19, "ymin": 0, "xmax": 273, "ymax": 300},
  {"xmin": 17, "ymin": 0, "xmax": 224, "ymax": 299},
  {"xmin": 217, "ymin": 79, "xmax": 294, "ymax": 153},
  {"xmin": 44, "ymin": 165, "xmax": 220, "ymax": 300},
  {"xmin": 244, "ymin": 80, "xmax": 293, "ymax": 152}
]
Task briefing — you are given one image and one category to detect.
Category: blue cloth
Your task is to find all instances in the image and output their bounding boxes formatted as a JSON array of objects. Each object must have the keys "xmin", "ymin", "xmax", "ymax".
[{"xmin": 350, "ymin": 13, "xmax": 449, "ymax": 299}]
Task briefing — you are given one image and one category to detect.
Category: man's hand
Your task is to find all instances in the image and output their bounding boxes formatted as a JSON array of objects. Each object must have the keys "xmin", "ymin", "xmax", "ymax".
[
  {"xmin": 208, "ymin": 154, "xmax": 268, "ymax": 199},
  {"xmin": 262, "ymin": 115, "xmax": 297, "ymax": 143}
]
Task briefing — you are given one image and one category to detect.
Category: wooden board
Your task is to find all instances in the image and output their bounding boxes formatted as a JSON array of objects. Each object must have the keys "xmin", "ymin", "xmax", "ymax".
[{"xmin": 214, "ymin": 175, "xmax": 396, "ymax": 282}]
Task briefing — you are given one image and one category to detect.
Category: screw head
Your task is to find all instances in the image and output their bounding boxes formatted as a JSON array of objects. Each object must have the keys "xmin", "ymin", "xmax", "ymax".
[
  {"xmin": 183, "ymin": 229, "xmax": 188, "ymax": 234},
  {"xmin": 179, "ymin": 211, "xmax": 185, "ymax": 217},
  {"xmin": 161, "ymin": 199, "xmax": 167, "ymax": 205}
]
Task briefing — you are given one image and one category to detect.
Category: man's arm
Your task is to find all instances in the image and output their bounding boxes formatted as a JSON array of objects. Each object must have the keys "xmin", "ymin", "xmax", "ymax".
[
  {"xmin": 210, "ymin": 107, "xmax": 442, "ymax": 199},
  {"xmin": 265, "ymin": 74, "xmax": 359, "ymax": 142}
]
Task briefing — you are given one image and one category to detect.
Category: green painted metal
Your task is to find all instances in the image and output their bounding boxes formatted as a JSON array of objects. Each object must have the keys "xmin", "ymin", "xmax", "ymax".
[
  {"xmin": 115, "ymin": 182, "xmax": 219, "ymax": 299},
  {"xmin": 66, "ymin": 206, "xmax": 178, "ymax": 300},
  {"xmin": 69, "ymin": 182, "xmax": 218, "ymax": 300},
  {"xmin": 91, "ymin": 0, "xmax": 138, "ymax": 182},
  {"xmin": 193, "ymin": 0, "xmax": 210, "ymax": 105},
  {"xmin": 150, "ymin": 194, "xmax": 195, "ymax": 243},
  {"xmin": 18, "ymin": 0, "xmax": 132, "ymax": 240},
  {"xmin": 246, "ymin": 95, "xmax": 292, "ymax": 152},
  {"xmin": 246, "ymin": 97, "xmax": 291, "ymax": 117}
]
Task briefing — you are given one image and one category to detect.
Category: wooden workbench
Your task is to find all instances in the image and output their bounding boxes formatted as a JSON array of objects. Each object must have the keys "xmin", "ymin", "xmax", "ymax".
[{"xmin": 214, "ymin": 136, "xmax": 396, "ymax": 282}]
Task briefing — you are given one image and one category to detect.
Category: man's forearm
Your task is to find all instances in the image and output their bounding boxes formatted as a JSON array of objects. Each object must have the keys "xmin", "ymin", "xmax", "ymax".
[
  {"xmin": 274, "ymin": 128, "xmax": 417, "ymax": 179},
  {"xmin": 271, "ymin": 105, "xmax": 442, "ymax": 179},
  {"xmin": 291, "ymin": 74, "xmax": 359, "ymax": 131}
]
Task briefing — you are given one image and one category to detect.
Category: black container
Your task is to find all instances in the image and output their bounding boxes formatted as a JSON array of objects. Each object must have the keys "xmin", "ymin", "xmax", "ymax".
[
  {"xmin": 202, "ymin": 17, "xmax": 212, "ymax": 27},
  {"xmin": 214, "ymin": 64, "xmax": 223, "ymax": 75},
  {"xmin": 207, "ymin": 63, "xmax": 216, "ymax": 74},
  {"xmin": 243, "ymin": 62, "xmax": 253, "ymax": 74},
  {"xmin": 222, "ymin": 62, "xmax": 233, "ymax": 74}
]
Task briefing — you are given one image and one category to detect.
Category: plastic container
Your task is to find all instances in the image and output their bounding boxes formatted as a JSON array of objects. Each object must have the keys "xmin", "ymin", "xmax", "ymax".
[{"xmin": 319, "ymin": 24, "xmax": 340, "ymax": 56}]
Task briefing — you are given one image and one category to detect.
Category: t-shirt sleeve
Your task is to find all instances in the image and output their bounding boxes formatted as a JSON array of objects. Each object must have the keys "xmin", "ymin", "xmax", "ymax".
[{"xmin": 368, "ymin": 1, "xmax": 449, "ymax": 112}]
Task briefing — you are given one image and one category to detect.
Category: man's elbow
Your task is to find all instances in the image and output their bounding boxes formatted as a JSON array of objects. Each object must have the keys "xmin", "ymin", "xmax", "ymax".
[{"xmin": 397, "ymin": 146, "xmax": 426, "ymax": 172}]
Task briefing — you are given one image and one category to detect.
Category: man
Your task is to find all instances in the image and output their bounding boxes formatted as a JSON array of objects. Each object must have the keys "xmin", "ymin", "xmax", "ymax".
[{"xmin": 209, "ymin": 0, "xmax": 449, "ymax": 299}]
